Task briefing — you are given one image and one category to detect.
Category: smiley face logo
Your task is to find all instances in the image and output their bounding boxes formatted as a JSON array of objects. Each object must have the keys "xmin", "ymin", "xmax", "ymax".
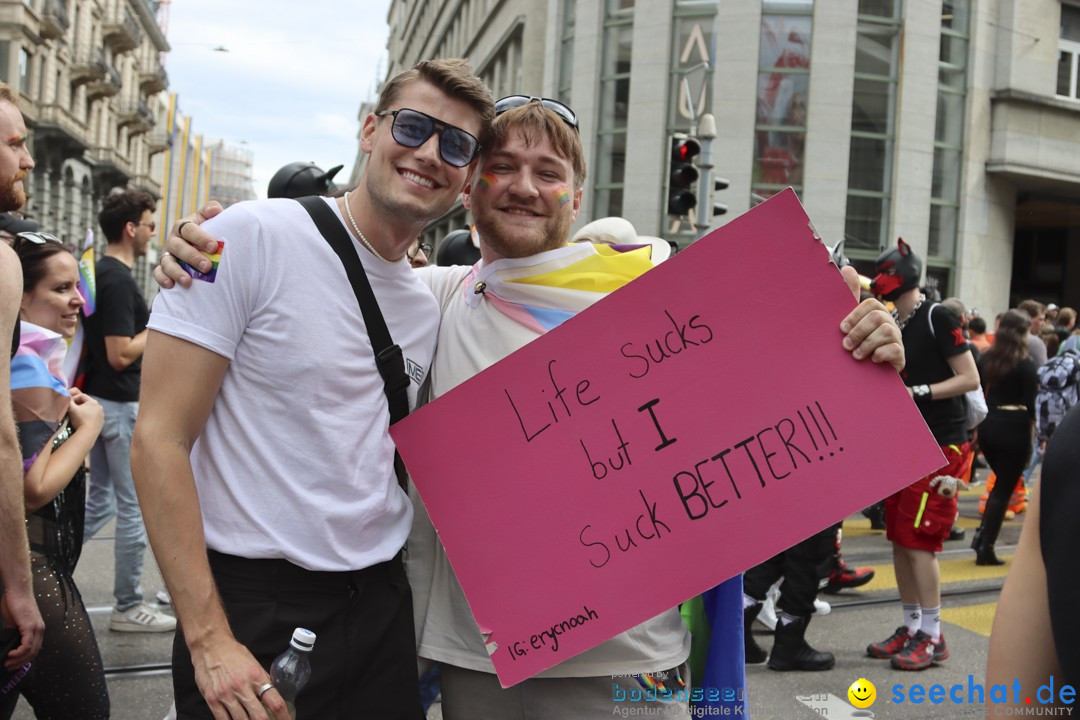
[{"xmin": 848, "ymin": 678, "xmax": 877, "ymax": 708}]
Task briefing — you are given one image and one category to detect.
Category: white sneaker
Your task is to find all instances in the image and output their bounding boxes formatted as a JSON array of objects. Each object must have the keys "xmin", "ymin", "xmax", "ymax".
[
  {"xmin": 155, "ymin": 589, "xmax": 172, "ymax": 605},
  {"xmin": 814, "ymin": 597, "xmax": 832, "ymax": 615},
  {"xmin": 757, "ymin": 594, "xmax": 778, "ymax": 631},
  {"xmin": 110, "ymin": 603, "xmax": 177, "ymax": 633}
]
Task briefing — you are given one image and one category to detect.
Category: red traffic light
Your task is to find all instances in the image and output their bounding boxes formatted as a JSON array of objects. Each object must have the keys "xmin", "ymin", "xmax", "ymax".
[{"xmin": 671, "ymin": 137, "xmax": 701, "ymax": 163}]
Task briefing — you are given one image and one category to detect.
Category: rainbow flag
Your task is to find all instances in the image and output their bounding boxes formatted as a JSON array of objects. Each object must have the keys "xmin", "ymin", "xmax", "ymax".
[
  {"xmin": 178, "ymin": 240, "xmax": 224, "ymax": 283},
  {"xmin": 77, "ymin": 228, "xmax": 96, "ymax": 316},
  {"xmin": 461, "ymin": 240, "xmax": 655, "ymax": 334},
  {"xmin": 12, "ymin": 322, "xmax": 71, "ymax": 472}
]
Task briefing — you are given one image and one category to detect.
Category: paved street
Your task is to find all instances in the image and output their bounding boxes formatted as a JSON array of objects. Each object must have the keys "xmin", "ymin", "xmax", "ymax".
[
  {"xmin": 741, "ymin": 471, "xmax": 1016, "ymax": 720},
  {"xmin": 10, "ymin": 466, "xmax": 1018, "ymax": 719}
]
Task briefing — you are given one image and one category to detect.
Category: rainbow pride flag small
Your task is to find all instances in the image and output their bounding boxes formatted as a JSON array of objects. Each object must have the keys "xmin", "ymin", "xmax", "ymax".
[
  {"xmin": 178, "ymin": 240, "xmax": 224, "ymax": 283},
  {"xmin": 77, "ymin": 228, "xmax": 96, "ymax": 316}
]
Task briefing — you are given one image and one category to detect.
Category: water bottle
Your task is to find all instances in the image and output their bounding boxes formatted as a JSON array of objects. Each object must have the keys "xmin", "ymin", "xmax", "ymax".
[{"xmin": 269, "ymin": 627, "xmax": 316, "ymax": 719}]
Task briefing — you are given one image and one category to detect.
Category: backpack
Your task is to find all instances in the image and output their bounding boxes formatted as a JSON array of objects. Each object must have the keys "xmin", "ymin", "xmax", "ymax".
[
  {"xmin": 927, "ymin": 304, "xmax": 987, "ymax": 429},
  {"xmin": 1036, "ymin": 350, "xmax": 1080, "ymax": 440}
]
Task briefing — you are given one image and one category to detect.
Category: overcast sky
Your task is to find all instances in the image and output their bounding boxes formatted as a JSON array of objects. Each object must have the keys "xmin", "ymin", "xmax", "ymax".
[{"xmin": 163, "ymin": 0, "xmax": 392, "ymax": 199}]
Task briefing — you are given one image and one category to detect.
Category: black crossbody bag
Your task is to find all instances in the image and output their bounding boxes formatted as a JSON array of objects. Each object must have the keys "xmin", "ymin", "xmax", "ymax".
[{"xmin": 296, "ymin": 196, "xmax": 411, "ymax": 491}]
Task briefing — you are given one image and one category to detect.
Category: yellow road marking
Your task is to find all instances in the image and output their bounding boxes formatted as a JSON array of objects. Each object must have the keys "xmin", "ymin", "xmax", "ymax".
[
  {"xmin": 847, "ymin": 555, "xmax": 1011, "ymax": 593},
  {"xmin": 942, "ymin": 602, "xmax": 998, "ymax": 637}
]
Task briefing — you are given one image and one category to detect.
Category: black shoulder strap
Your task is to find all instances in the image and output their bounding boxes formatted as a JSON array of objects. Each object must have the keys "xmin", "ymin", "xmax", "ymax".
[{"xmin": 296, "ymin": 196, "xmax": 411, "ymax": 491}]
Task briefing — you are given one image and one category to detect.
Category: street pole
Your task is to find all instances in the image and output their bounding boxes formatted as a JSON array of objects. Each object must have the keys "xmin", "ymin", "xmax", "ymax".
[{"xmin": 694, "ymin": 112, "xmax": 717, "ymax": 239}]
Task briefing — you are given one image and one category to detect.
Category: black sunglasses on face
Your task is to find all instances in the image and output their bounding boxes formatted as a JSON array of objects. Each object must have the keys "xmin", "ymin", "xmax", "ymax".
[
  {"xmin": 407, "ymin": 242, "xmax": 432, "ymax": 260},
  {"xmin": 494, "ymin": 95, "xmax": 579, "ymax": 130},
  {"xmin": 374, "ymin": 108, "xmax": 480, "ymax": 168}
]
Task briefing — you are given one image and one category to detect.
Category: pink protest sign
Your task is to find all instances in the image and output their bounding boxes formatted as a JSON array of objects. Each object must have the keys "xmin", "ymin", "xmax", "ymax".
[{"xmin": 391, "ymin": 190, "xmax": 944, "ymax": 687}]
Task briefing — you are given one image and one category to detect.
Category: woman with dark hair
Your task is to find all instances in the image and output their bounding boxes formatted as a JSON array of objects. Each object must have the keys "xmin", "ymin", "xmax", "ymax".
[
  {"xmin": 971, "ymin": 309, "xmax": 1038, "ymax": 566},
  {"xmin": 7, "ymin": 232, "xmax": 108, "ymax": 718}
]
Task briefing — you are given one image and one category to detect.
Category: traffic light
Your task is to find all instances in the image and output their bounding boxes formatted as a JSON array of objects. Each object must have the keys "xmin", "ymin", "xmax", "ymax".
[
  {"xmin": 667, "ymin": 134, "xmax": 701, "ymax": 217},
  {"xmin": 712, "ymin": 177, "xmax": 730, "ymax": 217}
]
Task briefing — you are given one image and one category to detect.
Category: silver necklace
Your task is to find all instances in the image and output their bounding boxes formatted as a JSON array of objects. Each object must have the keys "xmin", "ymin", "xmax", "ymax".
[
  {"xmin": 895, "ymin": 294, "xmax": 926, "ymax": 331},
  {"xmin": 343, "ymin": 192, "xmax": 393, "ymax": 263}
]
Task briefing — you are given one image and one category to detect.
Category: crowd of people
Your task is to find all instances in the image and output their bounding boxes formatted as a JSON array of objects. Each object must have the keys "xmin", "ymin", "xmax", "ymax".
[{"xmin": 0, "ymin": 53, "xmax": 1076, "ymax": 720}]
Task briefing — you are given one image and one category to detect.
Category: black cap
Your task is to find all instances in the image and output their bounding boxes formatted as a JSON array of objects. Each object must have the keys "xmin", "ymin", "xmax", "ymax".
[
  {"xmin": 267, "ymin": 162, "xmax": 344, "ymax": 199},
  {"xmin": 436, "ymin": 229, "xmax": 481, "ymax": 266}
]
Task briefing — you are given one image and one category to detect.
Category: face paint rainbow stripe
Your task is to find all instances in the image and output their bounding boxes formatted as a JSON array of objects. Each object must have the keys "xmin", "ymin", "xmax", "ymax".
[
  {"xmin": 476, "ymin": 172, "xmax": 497, "ymax": 191},
  {"xmin": 178, "ymin": 241, "xmax": 225, "ymax": 283},
  {"xmin": 555, "ymin": 185, "xmax": 571, "ymax": 207}
]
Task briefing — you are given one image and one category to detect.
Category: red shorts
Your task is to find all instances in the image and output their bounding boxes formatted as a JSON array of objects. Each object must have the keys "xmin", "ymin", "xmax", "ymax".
[{"xmin": 885, "ymin": 443, "xmax": 967, "ymax": 553}]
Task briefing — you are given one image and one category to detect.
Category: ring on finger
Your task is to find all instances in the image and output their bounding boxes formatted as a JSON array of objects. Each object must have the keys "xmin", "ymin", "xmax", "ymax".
[
  {"xmin": 177, "ymin": 219, "xmax": 193, "ymax": 239},
  {"xmin": 256, "ymin": 682, "xmax": 273, "ymax": 699}
]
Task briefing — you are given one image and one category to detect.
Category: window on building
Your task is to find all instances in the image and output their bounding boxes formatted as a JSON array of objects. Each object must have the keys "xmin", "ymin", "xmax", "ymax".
[
  {"xmin": 751, "ymin": 1, "xmax": 813, "ymax": 201},
  {"xmin": 592, "ymin": 0, "xmax": 634, "ymax": 219},
  {"xmin": 929, "ymin": 0, "xmax": 970, "ymax": 272},
  {"xmin": 478, "ymin": 27, "xmax": 522, "ymax": 100},
  {"xmin": 18, "ymin": 47, "xmax": 31, "ymax": 94},
  {"xmin": 844, "ymin": 1, "xmax": 900, "ymax": 252},
  {"xmin": 557, "ymin": 0, "xmax": 575, "ymax": 104},
  {"xmin": 1058, "ymin": 3, "xmax": 1080, "ymax": 100}
]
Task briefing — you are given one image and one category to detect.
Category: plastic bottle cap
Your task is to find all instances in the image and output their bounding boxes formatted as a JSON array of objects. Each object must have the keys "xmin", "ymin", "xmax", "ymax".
[{"xmin": 290, "ymin": 628, "xmax": 316, "ymax": 652}]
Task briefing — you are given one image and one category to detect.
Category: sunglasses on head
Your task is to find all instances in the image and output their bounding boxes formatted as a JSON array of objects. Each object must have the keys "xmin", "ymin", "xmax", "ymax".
[
  {"xmin": 374, "ymin": 108, "xmax": 481, "ymax": 168},
  {"xmin": 13, "ymin": 231, "xmax": 62, "ymax": 249},
  {"xmin": 494, "ymin": 96, "xmax": 579, "ymax": 130}
]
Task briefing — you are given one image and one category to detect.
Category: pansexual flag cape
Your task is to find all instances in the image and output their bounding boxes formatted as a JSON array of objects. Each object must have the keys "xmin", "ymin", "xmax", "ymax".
[
  {"xmin": 461, "ymin": 240, "xmax": 657, "ymax": 334},
  {"xmin": 11, "ymin": 322, "xmax": 71, "ymax": 471},
  {"xmin": 178, "ymin": 240, "xmax": 224, "ymax": 283}
]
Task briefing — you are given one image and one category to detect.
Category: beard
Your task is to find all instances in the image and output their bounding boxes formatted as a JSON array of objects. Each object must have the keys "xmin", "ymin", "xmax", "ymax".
[
  {"xmin": 473, "ymin": 207, "xmax": 574, "ymax": 260},
  {"xmin": 0, "ymin": 173, "xmax": 26, "ymax": 212}
]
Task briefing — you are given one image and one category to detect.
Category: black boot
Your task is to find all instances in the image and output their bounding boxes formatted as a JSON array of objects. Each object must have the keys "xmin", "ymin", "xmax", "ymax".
[
  {"xmin": 973, "ymin": 495, "xmax": 1007, "ymax": 566},
  {"xmin": 744, "ymin": 603, "xmax": 768, "ymax": 664},
  {"xmin": 767, "ymin": 615, "xmax": 835, "ymax": 671}
]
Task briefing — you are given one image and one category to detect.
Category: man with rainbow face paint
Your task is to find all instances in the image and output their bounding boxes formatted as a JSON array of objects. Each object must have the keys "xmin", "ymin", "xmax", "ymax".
[{"xmin": 153, "ymin": 96, "xmax": 905, "ymax": 718}]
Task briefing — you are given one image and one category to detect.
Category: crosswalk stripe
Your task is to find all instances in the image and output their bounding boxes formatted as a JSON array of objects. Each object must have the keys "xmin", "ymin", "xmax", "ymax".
[
  {"xmin": 797, "ymin": 692, "xmax": 874, "ymax": 719},
  {"xmin": 851, "ymin": 554, "xmax": 1011, "ymax": 593}
]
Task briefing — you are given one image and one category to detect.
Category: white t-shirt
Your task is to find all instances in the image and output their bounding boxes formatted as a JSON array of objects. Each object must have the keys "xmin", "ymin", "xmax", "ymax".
[
  {"xmin": 149, "ymin": 197, "xmax": 439, "ymax": 572},
  {"xmin": 409, "ymin": 261, "xmax": 690, "ymax": 677}
]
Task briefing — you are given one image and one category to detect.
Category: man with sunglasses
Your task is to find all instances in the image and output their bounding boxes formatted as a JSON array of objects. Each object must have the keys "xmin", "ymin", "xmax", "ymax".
[
  {"xmin": 156, "ymin": 93, "xmax": 904, "ymax": 718},
  {"xmin": 131, "ymin": 59, "xmax": 493, "ymax": 720},
  {"xmin": 0, "ymin": 83, "xmax": 44, "ymax": 712},
  {"xmin": 80, "ymin": 190, "xmax": 177, "ymax": 636}
]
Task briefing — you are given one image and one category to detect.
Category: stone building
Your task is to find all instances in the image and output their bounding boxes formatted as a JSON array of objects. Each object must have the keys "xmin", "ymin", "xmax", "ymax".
[
  {"xmin": 366, "ymin": 0, "xmax": 1080, "ymax": 316},
  {"xmin": 0, "ymin": 0, "xmax": 170, "ymax": 241},
  {"xmin": 0, "ymin": 0, "xmax": 170, "ymax": 292},
  {"xmin": 206, "ymin": 138, "xmax": 256, "ymax": 209}
]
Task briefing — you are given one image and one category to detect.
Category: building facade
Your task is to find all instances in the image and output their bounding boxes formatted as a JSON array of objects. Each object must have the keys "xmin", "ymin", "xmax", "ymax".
[
  {"xmin": 206, "ymin": 138, "xmax": 255, "ymax": 209},
  {"xmin": 0, "ymin": 0, "xmax": 170, "ymax": 295},
  {"xmin": 376, "ymin": 0, "xmax": 1080, "ymax": 317}
]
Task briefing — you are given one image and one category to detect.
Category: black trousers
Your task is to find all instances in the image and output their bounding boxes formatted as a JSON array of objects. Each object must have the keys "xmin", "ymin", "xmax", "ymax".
[
  {"xmin": 978, "ymin": 410, "xmax": 1033, "ymax": 544},
  {"xmin": 173, "ymin": 550, "xmax": 424, "ymax": 720},
  {"xmin": 743, "ymin": 525, "xmax": 837, "ymax": 617}
]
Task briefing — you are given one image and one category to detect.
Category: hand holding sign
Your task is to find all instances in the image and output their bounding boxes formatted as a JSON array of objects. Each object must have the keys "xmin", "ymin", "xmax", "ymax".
[{"xmin": 392, "ymin": 190, "xmax": 940, "ymax": 687}]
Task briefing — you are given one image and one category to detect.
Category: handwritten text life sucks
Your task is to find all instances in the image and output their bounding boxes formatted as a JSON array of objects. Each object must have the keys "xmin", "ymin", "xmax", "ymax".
[{"xmin": 501, "ymin": 306, "xmax": 843, "ymax": 573}]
